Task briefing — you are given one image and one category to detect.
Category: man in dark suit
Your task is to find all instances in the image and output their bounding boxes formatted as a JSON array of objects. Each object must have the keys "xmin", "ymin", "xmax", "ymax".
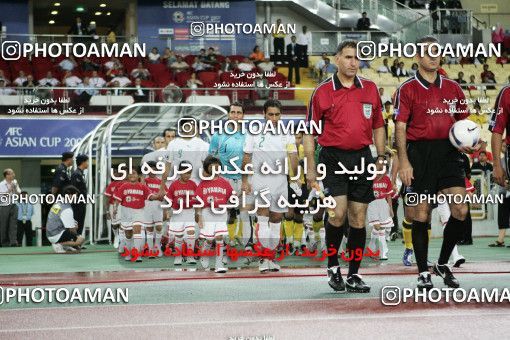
[
  {"xmin": 356, "ymin": 12, "xmax": 371, "ymax": 31},
  {"xmin": 71, "ymin": 154, "xmax": 88, "ymax": 236},
  {"xmin": 286, "ymin": 36, "xmax": 300, "ymax": 84}
]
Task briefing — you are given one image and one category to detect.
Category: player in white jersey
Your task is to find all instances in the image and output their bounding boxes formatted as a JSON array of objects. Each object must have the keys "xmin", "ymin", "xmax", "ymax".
[
  {"xmin": 160, "ymin": 116, "xmax": 209, "ymax": 186},
  {"xmin": 242, "ymin": 99, "xmax": 299, "ymax": 273},
  {"xmin": 141, "ymin": 136, "xmax": 167, "ymax": 166}
]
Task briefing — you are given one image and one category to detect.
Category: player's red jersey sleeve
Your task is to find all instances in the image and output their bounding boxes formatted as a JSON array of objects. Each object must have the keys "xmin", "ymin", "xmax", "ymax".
[
  {"xmin": 306, "ymin": 83, "xmax": 325, "ymax": 135},
  {"xmin": 394, "ymin": 82, "xmax": 412, "ymax": 123},
  {"xmin": 143, "ymin": 184, "xmax": 153, "ymax": 200},
  {"xmin": 371, "ymin": 85, "xmax": 385, "ymax": 129},
  {"xmin": 454, "ymin": 85, "xmax": 469, "ymax": 121},
  {"xmin": 113, "ymin": 183, "xmax": 126, "ymax": 202},
  {"xmin": 490, "ymin": 86, "xmax": 510, "ymax": 135},
  {"xmin": 105, "ymin": 182, "xmax": 114, "ymax": 197}
]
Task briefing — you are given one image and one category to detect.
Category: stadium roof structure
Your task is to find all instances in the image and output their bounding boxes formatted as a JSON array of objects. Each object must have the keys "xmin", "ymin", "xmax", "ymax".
[{"xmin": 72, "ymin": 103, "xmax": 228, "ymax": 244}]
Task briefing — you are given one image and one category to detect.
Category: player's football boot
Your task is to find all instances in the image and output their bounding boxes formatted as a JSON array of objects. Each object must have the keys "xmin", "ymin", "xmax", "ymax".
[
  {"xmin": 346, "ymin": 274, "xmax": 370, "ymax": 293},
  {"xmin": 327, "ymin": 266, "xmax": 346, "ymax": 292},
  {"xmin": 417, "ymin": 272, "xmax": 433, "ymax": 290},
  {"xmin": 402, "ymin": 248, "xmax": 413, "ymax": 266},
  {"xmin": 433, "ymin": 263, "xmax": 460, "ymax": 288}
]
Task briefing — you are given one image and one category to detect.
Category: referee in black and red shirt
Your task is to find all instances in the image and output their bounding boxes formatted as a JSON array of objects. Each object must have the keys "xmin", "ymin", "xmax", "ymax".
[
  {"xmin": 394, "ymin": 36, "xmax": 477, "ymax": 289},
  {"xmin": 304, "ymin": 40, "xmax": 386, "ymax": 293}
]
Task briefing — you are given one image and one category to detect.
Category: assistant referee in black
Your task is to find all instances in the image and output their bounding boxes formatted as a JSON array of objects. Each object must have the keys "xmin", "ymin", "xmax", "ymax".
[{"xmin": 304, "ymin": 40, "xmax": 386, "ymax": 293}]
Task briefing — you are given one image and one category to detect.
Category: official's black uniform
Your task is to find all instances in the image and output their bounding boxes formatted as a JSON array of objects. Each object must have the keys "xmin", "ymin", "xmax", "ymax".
[
  {"xmin": 71, "ymin": 167, "xmax": 87, "ymax": 235},
  {"xmin": 52, "ymin": 163, "xmax": 71, "ymax": 194}
]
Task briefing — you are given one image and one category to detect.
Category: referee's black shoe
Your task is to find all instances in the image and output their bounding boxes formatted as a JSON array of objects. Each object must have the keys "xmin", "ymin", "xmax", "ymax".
[
  {"xmin": 327, "ymin": 266, "xmax": 346, "ymax": 292},
  {"xmin": 417, "ymin": 272, "xmax": 433, "ymax": 290},
  {"xmin": 433, "ymin": 263, "xmax": 460, "ymax": 288},
  {"xmin": 346, "ymin": 274, "xmax": 370, "ymax": 293}
]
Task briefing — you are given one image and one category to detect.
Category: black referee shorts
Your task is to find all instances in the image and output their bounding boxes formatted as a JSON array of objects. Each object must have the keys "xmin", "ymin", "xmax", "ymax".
[
  {"xmin": 319, "ymin": 146, "xmax": 375, "ymax": 204},
  {"xmin": 407, "ymin": 139, "xmax": 465, "ymax": 195}
]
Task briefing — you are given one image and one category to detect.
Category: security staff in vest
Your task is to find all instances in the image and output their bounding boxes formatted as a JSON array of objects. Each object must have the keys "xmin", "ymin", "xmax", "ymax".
[
  {"xmin": 71, "ymin": 154, "xmax": 88, "ymax": 235},
  {"xmin": 51, "ymin": 151, "xmax": 74, "ymax": 195},
  {"xmin": 46, "ymin": 185, "xmax": 85, "ymax": 253}
]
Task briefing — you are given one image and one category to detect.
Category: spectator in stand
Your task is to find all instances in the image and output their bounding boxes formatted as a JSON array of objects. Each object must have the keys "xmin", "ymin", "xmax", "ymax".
[
  {"xmin": 258, "ymin": 57, "xmax": 275, "ymax": 73},
  {"xmin": 254, "ymin": 73, "xmax": 270, "ymax": 99},
  {"xmin": 13, "ymin": 71, "xmax": 27, "ymax": 87},
  {"xmin": 63, "ymin": 71, "xmax": 82, "ymax": 87},
  {"xmin": 408, "ymin": 62, "xmax": 419, "ymax": 77},
  {"xmin": 219, "ymin": 57, "xmax": 235, "ymax": 74},
  {"xmin": 429, "ymin": 0, "xmax": 440, "ymax": 33},
  {"xmin": 130, "ymin": 78, "xmax": 148, "ymax": 103},
  {"xmin": 471, "ymin": 140, "xmax": 493, "ymax": 163},
  {"xmin": 109, "ymin": 70, "xmax": 131, "ymax": 88},
  {"xmin": 237, "ymin": 58, "xmax": 255, "ymax": 72},
  {"xmin": 481, "ymin": 64, "xmax": 496, "ymax": 83},
  {"xmin": 89, "ymin": 71, "xmax": 106, "ymax": 88},
  {"xmin": 379, "ymin": 87, "xmax": 391, "ymax": 105},
  {"xmin": 186, "ymin": 72, "xmax": 203, "ymax": 89},
  {"xmin": 296, "ymin": 25, "xmax": 311, "ymax": 67},
  {"xmin": 359, "ymin": 60, "xmax": 371, "ymax": 69},
  {"xmin": 104, "ymin": 57, "xmax": 122, "ymax": 71},
  {"xmin": 390, "ymin": 59, "xmax": 399, "ymax": 76},
  {"xmin": 395, "ymin": 62, "xmax": 408, "ymax": 77},
  {"xmin": 455, "ymin": 71, "xmax": 467, "ymax": 89},
  {"xmin": 497, "ymin": 51, "xmax": 509, "ymax": 65},
  {"xmin": 314, "ymin": 53, "xmax": 328, "ymax": 79},
  {"xmin": 148, "ymin": 47, "xmax": 161, "ymax": 64},
  {"xmin": 197, "ymin": 49, "xmax": 207, "ymax": 63},
  {"xmin": 161, "ymin": 48, "xmax": 176, "ymax": 66},
  {"xmin": 482, "ymin": 75, "xmax": 496, "ymax": 90},
  {"xmin": 110, "ymin": 81, "xmax": 126, "ymax": 95},
  {"xmin": 250, "ymin": 45, "xmax": 265, "ymax": 65},
  {"xmin": 0, "ymin": 79, "xmax": 15, "ymax": 95},
  {"xmin": 356, "ymin": 12, "xmax": 371, "ymax": 30},
  {"xmin": 272, "ymin": 18, "xmax": 286, "ymax": 65},
  {"xmin": 492, "ymin": 24, "xmax": 505, "ymax": 52},
  {"xmin": 82, "ymin": 57, "xmax": 100, "ymax": 71},
  {"xmin": 377, "ymin": 58, "xmax": 391, "ymax": 73},
  {"xmin": 192, "ymin": 57, "xmax": 212, "ymax": 71},
  {"xmin": 0, "ymin": 70, "xmax": 9, "ymax": 85},
  {"xmin": 471, "ymin": 151, "xmax": 493, "ymax": 174},
  {"xmin": 106, "ymin": 27, "xmax": 116, "ymax": 45},
  {"xmin": 39, "ymin": 71, "xmax": 60, "ymax": 87},
  {"xmin": 74, "ymin": 77, "xmax": 98, "ymax": 106},
  {"xmin": 106, "ymin": 62, "xmax": 124, "ymax": 80},
  {"xmin": 16, "ymin": 191, "xmax": 34, "ymax": 247},
  {"xmin": 467, "ymin": 74, "xmax": 486, "ymax": 96},
  {"xmin": 59, "ymin": 56, "xmax": 77, "ymax": 71},
  {"xmin": 448, "ymin": 0, "xmax": 463, "ymax": 34},
  {"xmin": 205, "ymin": 47, "xmax": 219, "ymax": 64},
  {"xmin": 68, "ymin": 17, "xmax": 86, "ymax": 37},
  {"xmin": 130, "ymin": 62, "xmax": 150, "ymax": 80},
  {"xmin": 170, "ymin": 55, "xmax": 189, "ymax": 74},
  {"xmin": 321, "ymin": 58, "xmax": 337, "ymax": 80},
  {"xmin": 21, "ymin": 75, "xmax": 37, "ymax": 94},
  {"xmin": 286, "ymin": 35, "xmax": 300, "ymax": 84}
]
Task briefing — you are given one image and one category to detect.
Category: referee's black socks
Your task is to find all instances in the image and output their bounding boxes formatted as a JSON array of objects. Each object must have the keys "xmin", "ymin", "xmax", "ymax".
[
  {"xmin": 347, "ymin": 227, "xmax": 366, "ymax": 277},
  {"xmin": 412, "ymin": 220, "xmax": 429, "ymax": 273},
  {"xmin": 325, "ymin": 221, "xmax": 343, "ymax": 268},
  {"xmin": 438, "ymin": 216, "xmax": 465, "ymax": 265}
]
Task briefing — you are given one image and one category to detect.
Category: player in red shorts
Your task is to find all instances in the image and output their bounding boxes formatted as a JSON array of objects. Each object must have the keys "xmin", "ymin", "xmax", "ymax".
[
  {"xmin": 113, "ymin": 167, "xmax": 161, "ymax": 262},
  {"xmin": 104, "ymin": 167, "xmax": 125, "ymax": 252},
  {"xmin": 195, "ymin": 156, "xmax": 234, "ymax": 273},
  {"xmin": 165, "ymin": 161, "xmax": 198, "ymax": 266}
]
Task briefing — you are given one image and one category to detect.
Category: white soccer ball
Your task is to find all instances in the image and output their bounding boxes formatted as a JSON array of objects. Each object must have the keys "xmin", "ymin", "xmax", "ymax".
[{"xmin": 448, "ymin": 120, "xmax": 480, "ymax": 150}]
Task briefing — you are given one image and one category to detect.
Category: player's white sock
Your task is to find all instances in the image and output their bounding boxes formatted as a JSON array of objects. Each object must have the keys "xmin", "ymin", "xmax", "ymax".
[
  {"xmin": 185, "ymin": 231, "xmax": 195, "ymax": 252},
  {"xmin": 125, "ymin": 237, "xmax": 134, "ymax": 252},
  {"xmin": 451, "ymin": 245, "xmax": 461, "ymax": 261},
  {"xmin": 113, "ymin": 227, "xmax": 119, "ymax": 245},
  {"xmin": 339, "ymin": 234, "xmax": 348, "ymax": 253},
  {"xmin": 319, "ymin": 228, "xmax": 326, "ymax": 248},
  {"xmin": 256, "ymin": 215, "xmax": 271, "ymax": 249},
  {"xmin": 215, "ymin": 239, "xmax": 225, "ymax": 269},
  {"xmin": 175, "ymin": 236, "xmax": 183, "ymax": 253},
  {"xmin": 134, "ymin": 233, "xmax": 143, "ymax": 254},
  {"xmin": 378, "ymin": 230, "xmax": 388, "ymax": 258},
  {"xmin": 168, "ymin": 230, "xmax": 175, "ymax": 247},
  {"xmin": 155, "ymin": 229, "xmax": 162, "ymax": 252},
  {"xmin": 269, "ymin": 222, "xmax": 281, "ymax": 250},
  {"xmin": 368, "ymin": 228, "xmax": 378, "ymax": 253},
  {"xmin": 119, "ymin": 228, "xmax": 126, "ymax": 252},
  {"xmin": 239, "ymin": 210, "xmax": 252, "ymax": 246}
]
